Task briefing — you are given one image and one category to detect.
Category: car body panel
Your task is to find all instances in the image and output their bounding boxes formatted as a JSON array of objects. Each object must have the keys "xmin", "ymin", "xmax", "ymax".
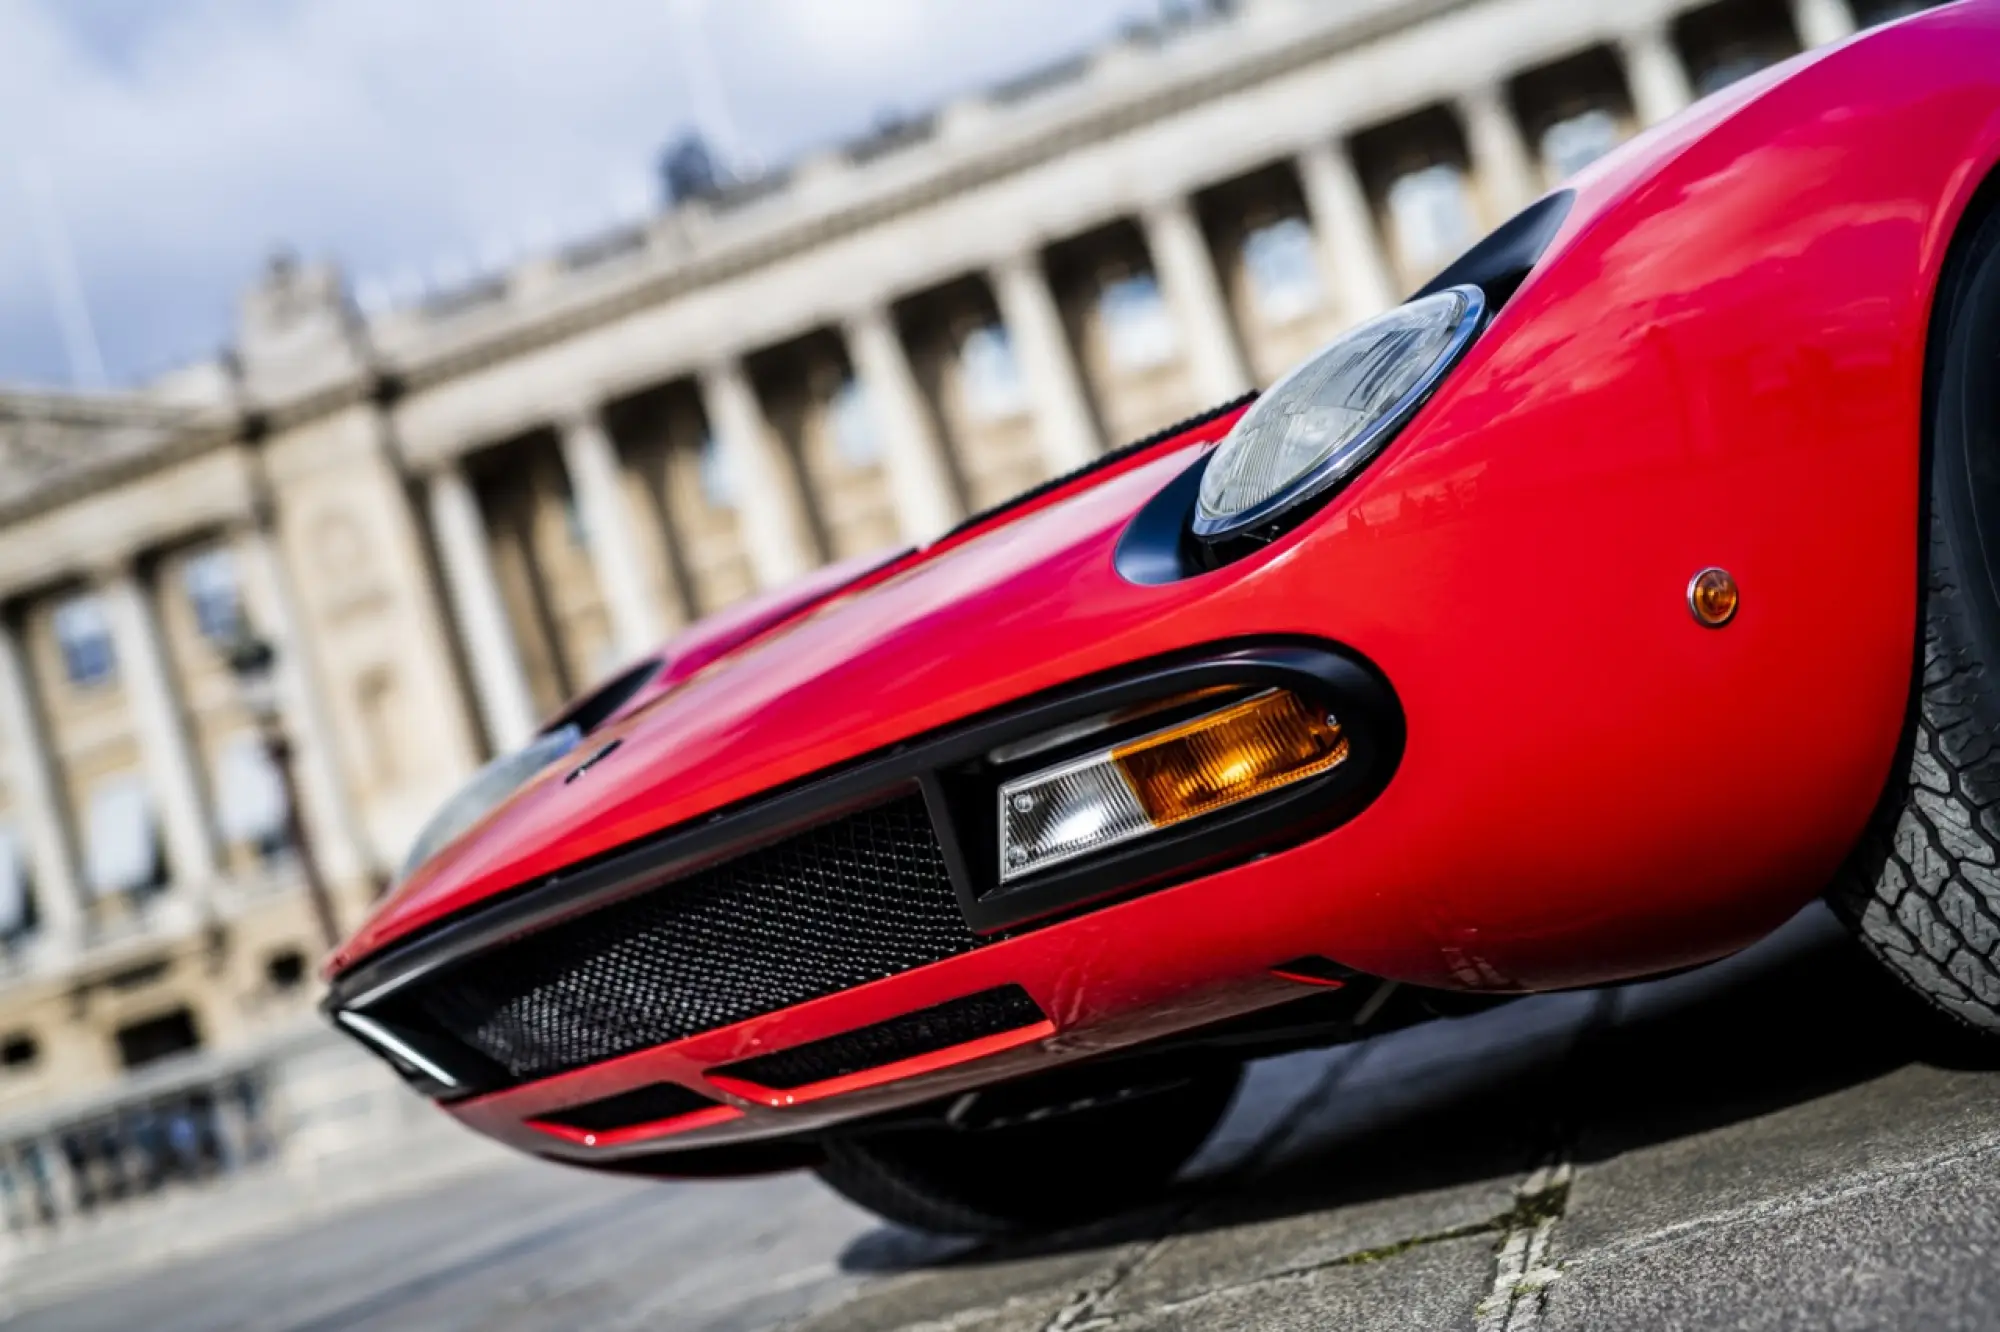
[{"xmin": 329, "ymin": 4, "xmax": 2000, "ymax": 1165}]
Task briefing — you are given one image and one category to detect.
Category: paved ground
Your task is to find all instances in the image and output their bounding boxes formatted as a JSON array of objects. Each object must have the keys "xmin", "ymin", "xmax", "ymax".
[{"xmin": 18, "ymin": 904, "xmax": 2000, "ymax": 1332}]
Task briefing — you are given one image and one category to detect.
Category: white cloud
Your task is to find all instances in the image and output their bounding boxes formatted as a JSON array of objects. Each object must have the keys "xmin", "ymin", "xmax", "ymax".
[{"xmin": 0, "ymin": 0, "xmax": 1154, "ymax": 387}]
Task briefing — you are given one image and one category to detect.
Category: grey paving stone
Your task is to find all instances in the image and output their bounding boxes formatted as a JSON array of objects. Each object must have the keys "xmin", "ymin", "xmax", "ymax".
[{"xmin": 13, "ymin": 905, "xmax": 2000, "ymax": 1332}]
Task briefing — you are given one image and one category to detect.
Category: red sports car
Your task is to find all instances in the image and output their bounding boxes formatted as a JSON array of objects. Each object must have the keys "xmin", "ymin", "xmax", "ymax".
[{"xmin": 325, "ymin": 4, "xmax": 2000, "ymax": 1236}]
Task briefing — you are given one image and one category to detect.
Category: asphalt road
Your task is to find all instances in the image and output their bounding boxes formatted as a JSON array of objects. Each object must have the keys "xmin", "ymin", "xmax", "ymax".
[{"xmin": 18, "ymin": 904, "xmax": 2000, "ymax": 1332}]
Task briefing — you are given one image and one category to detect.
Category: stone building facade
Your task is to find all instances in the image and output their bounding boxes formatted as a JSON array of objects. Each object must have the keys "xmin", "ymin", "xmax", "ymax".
[{"xmin": 0, "ymin": 0, "xmax": 1934, "ymax": 1112}]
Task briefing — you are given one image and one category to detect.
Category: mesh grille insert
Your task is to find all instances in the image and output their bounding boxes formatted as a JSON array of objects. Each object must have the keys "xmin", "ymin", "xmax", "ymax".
[
  {"xmin": 397, "ymin": 795, "xmax": 982, "ymax": 1084},
  {"xmin": 713, "ymin": 985, "xmax": 1045, "ymax": 1091},
  {"xmin": 534, "ymin": 1081, "xmax": 718, "ymax": 1134}
]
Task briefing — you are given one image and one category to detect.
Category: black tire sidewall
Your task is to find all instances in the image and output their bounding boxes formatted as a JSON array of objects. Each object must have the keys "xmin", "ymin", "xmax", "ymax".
[
  {"xmin": 1932, "ymin": 201, "xmax": 2000, "ymax": 671},
  {"xmin": 816, "ymin": 1063, "xmax": 1242, "ymax": 1235}
]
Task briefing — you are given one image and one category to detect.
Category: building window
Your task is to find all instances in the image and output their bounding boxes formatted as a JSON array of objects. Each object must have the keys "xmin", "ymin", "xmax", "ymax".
[
  {"xmin": 181, "ymin": 548, "xmax": 243, "ymax": 645},
  {"xmin": 0, "ymin": 827, "xmax": 32, "ymax": 942},
  {"xmin": 960, "ymin": 324, "xmax": 1028, "ymax": 421},
  {"xmin": 1099, "ymin": 273, "xmax": 1179, "ymax": 372},
  {"xmin": 0, "ymin": 1032, "xmax": 38, "ymax": 1069},
  {"xmin": 52, "ymin": 595, "xmax": 115, "ymax": 688},
  {"xmin": 1242, "ymin": 217, "xmax": 1325, "ymax": 325},
  {"xmin": 1695, "ymin": 49, "xmax": 1775, "ymax": 97},
  {"xmin": 1387, "ymin": 164, "xmax": 1478, "ymax": 277},
  {"xmin": 83, "ymin": 776, "xmax": 166, "ymax": 898},
  {"xmin": 115, "ymin": 1007, "xmax": 201, "ymax": 1071},
  {"xmin": 214, "ymin": 733, "xmax": 289, "ymax": 860},
  {"xmin": 1541, "ymin": 108, "xmax": 1624, "ymax": 182},
  {"xmin": 829, "ymin": 376, "xmax": 879, "ymax": 468},
  {"xmin": 697, "ymin": 433, "xmax": 737, "ymax": 510},
  {"xmin": 265, "ymin": 948, "xmax": 307, "ymax": 990}
]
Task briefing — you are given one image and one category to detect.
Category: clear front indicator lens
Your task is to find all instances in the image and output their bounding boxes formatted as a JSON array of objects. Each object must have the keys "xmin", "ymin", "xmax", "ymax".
[
  {"xmin": 1194, "ymin": 284, "xmax": 1484, "ymax": 542},
  {"xmin": 998, "ymin": 690, "xmax": 1348, "ymax": 882}
]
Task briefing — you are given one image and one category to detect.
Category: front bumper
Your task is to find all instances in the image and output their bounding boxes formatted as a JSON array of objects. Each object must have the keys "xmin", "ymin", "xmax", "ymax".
[{"xmin": 326, "ymin": 638, "xmax": 1406, "ymax": 1159}]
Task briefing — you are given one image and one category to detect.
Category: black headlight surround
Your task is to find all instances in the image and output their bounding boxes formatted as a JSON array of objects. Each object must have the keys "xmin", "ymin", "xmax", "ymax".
[{"xmin": 1116, "ymin": 189, "xmax": 1576, "ymax": 586}]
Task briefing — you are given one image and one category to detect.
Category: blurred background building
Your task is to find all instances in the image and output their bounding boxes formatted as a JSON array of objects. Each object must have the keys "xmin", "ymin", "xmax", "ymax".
[{"xmin": 0, "ymin": 0, "xmax": 1940, "ymax": 1284}]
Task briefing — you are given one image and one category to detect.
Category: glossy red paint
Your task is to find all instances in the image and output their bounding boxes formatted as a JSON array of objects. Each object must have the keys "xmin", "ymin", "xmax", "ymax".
[
  {"xmin": 335, "ymin": 7, "xmax": 2000, "ymax": 1164},
  {"xmin": 527, "ymin": 1103, "xmax": 742, "ymax": 1151}
]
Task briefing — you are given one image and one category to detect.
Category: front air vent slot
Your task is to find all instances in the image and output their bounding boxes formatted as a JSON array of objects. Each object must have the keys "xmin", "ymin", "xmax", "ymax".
[
  {"xmin": 711, "ymin": 985, "xmax": 1047, "ymax": 1091},
  {"xmin": 534, "ymin": 1081, "xmax": 720, "ymax": 1133}
]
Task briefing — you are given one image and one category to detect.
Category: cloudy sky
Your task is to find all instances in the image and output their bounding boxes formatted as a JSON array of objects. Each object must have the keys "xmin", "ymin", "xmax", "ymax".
[{"xmin": 0, "ymin": 0, "xmax": 1161, "ymax": 389}]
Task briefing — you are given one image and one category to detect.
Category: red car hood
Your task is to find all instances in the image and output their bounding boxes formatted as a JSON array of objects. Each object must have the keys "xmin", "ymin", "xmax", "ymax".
[{"xmin": 332, "ymin": 412, "xmax": 1244, "ymax": 971}]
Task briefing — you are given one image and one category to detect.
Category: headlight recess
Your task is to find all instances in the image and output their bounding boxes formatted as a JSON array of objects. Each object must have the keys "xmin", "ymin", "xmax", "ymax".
[{"xmin": 1193, "ymin": 284, "xmax": 1486, "ymax": 544}]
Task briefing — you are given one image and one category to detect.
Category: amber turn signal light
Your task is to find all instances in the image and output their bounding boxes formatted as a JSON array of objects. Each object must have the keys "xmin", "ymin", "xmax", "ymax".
[
  {"xmin": 1114, "ymin": 690, "xmax": 1349, "ymax": 828},
  {"xmin": 996, "ymin": 689, "xmax": 1349, "ymax": 881}
]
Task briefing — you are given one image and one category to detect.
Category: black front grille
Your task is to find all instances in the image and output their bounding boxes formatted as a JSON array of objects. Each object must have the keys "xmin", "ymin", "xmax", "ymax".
[
  {"xmin": 394, "ymin": 795, "xmax": 983, "ymax": 1084},
  {"xmin": 534, "ymin": 1081, "xmax": 718, "ymax": 1133},
  {"xmin": 713, "ymin": 985, "xmax": 1046, "ymax": 1091}
]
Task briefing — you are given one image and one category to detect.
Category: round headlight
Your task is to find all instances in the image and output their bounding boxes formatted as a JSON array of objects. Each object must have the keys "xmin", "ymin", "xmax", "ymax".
[{"xmin": 1194, "ymin": 284, "xmax": 1485, "ymax": 542}]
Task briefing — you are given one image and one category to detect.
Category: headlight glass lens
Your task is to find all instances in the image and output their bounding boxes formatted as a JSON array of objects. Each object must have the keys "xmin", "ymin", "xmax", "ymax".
[
  {"xmin": 393, "ymin": 723, "xmax": 583, "ymax": 887},
  {"xmin": 1194, "ymin": 285, "xmax": 1484, "ymax": 540}
]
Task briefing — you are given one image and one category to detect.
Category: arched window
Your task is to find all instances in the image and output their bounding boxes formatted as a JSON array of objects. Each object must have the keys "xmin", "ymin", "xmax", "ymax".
[
  {"xmin": 1099, "ymin": 273, "xmax": 1179, "ymax": 371},
  {"xmin": 1241, "ymin": 217, "xmax": 1325, "ymax": 325},
  {"xmin": 181, "ymin": 548, "xmax": 243, "ymax": 644},
  {"xmin": 52, "ymin": 594, "xmax": 115, "ymax": 688},
  {"xmin": 1386, "ymin": 164, "xmax": 1477, "ymax": 277},
  {"xmin": 960, "ymin": 324, "xmax": 1028, "ymax": 421},
  {"xmin": 830, "ymin": 376, "xmax": 879, "ymax": 467},
  {"xmin": 215, "ymin": 733, "xmax": 289, "ymax": 860},
  {"xmin": 84, "ymin": 775, "xmax": 164, "ymax": 898},
  {"xmin": 696, "ymin": 433, "xmax": 736, "ymax": 510}
]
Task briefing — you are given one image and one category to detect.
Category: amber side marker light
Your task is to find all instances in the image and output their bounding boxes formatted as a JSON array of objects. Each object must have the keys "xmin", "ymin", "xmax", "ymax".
[
  {"xmin": 1688, "ymin": 567, "xmax": 1740, "ymax": 628},
  {"xmin": 998, "ymin": 689, "xmax": 1349, "ymax": 881}
]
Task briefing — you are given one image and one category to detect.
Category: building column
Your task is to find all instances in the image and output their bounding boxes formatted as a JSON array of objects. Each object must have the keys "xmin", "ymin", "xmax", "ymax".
[
  {"xmin": 843, "ymin": 306, "xmax": 962, "ymax": 544},
  {"xmin": 989, "ymin": 251, "xmax": 1102, "ymax": 473},
  {"xmin": 100, "ymin": 564, "xmax": 217, "ymax": 895},
  {"xmin": 1620, "ymin": 23, "xmax": 1696, "ymax": 127},
  {"xmin": 425, "ymin": 462, "xmax": 538, "ymax": 754},
  {"xmin": 0, "ymin": 619, "xmax": 81, "ymax": 949},
  {"xmin": 1460, "ymin": 83, "xmax": 1541, "ymax": 218},
  {"xmin": 1295, "ymin": 140, "xmax": 1400, "ymax": 326},
  {"xmin": 1140, "ymin": 195, "xmax": 1254, "ymax": 401},
  {"xmin": 555, "ymin": 405, "xmax": 667, "ymax": 655},
  {"xmin": 696, "ymin": 360, "xmax": 818, "ymax": 588},
  {"xmin": 1791, "ymin": 0, "xmax": 1858, "ymax": 46},
  {"xmin": 233, "ymin": 522, "xmax": 370, "ymax": 891}
]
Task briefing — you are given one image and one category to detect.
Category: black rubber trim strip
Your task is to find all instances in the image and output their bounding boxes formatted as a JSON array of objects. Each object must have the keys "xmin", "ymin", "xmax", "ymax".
[
  {"xmin": 532, "ymin": 1081, "xmax": 719, "ymax": 1133},
  {"xmin": 325, "ymin": 637, "xmax": 1401, "ymax": 1018},
  {"xmin": 932, "ymin": 392, "xmax": 1257, "ymax": 547},
  {"xmin": 1414, "ymin": 189, "xmax": 1574, "ymax": 307}
]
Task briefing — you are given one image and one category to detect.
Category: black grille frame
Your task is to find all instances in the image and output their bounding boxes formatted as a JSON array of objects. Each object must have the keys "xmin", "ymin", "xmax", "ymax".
[
  {"xmin": 712, "ymin": 985, "xmax": 1046, "ymax": 1091},
  {"xmin": 380, "ymin": 794, "xmax": 979, "ymax": 1085},
  {"xmin": 327, "ymin": 640, "xmax": 1403, "ymax": 1100}
]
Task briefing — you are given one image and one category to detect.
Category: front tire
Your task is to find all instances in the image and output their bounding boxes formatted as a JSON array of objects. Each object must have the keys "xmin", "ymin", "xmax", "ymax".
[
  {"xmin": 814, "ymin": 1063, "xmax": 1241, "ymax": 1236},
  {"xmin": 1830, "ymin": 192, "xmax": 2000, "ymax": 1036}
]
